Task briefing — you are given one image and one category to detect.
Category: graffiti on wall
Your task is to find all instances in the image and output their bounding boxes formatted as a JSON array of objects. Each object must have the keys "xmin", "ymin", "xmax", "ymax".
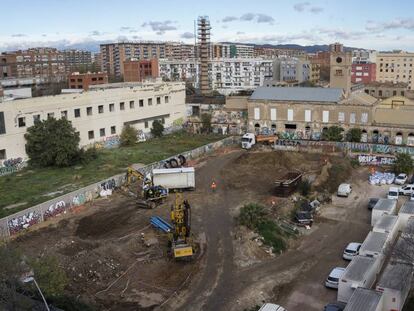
[
  {"xmin": 357, "ymin": 154, "xmax": 396, "ymax": 166},
  {"xmin": 93, "ymin": 135, "xmax": 121, "ymax": 149},
  {"xmin": 99, "ymin": 178, "xmax": 116, "ymax": 197},
  {"xmin": 8, "ymin": 211, "xmax": 41, "ymax": 235},
  {"xmin": 0, "ymin": 157, "xmax": 26, "ymax": 176},
  {"xmin": 44, "ymin": 201, "xmax": 67, "ymax": 220}
]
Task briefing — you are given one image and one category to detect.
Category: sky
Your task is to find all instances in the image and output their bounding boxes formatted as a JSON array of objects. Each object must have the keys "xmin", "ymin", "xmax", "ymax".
[{"xmin": 1, "ymin": 0, "xmax": 414, "ymax": 52}]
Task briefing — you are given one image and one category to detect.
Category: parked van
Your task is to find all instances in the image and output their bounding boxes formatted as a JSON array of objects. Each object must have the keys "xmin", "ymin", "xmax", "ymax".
[
  {"xmin": 337, "ymin": 184, "xmax": 352, "ymax": 197},
  {"xmin": 258, "ymin": 303, "xmax": 286, "ymax": 311},
  {"xmin": 387, "ymin": 187, "xmax": 399, "ymax": 200}
]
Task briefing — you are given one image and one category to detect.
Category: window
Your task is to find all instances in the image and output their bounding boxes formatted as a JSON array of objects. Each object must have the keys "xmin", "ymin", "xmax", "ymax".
[
  {"xmin": 254, "ymin": 107, "xmax": 260, "ymax": 120},
  {"xmin": 393, "ymin": 90, "xmax": 397, "ymax": 96},
  {"xmin": 322, "ymin": 111, "xmax": 329, "ymax": 123},
  {"xmin": 0, "ymin": 112, "xmax": 5, "ymax": 134},
  {"xmin": 305, "ymin": 110, "xmax": 311, "ymax": 122},
  {"xmin": 120, "ymin": 102, "xmax": 125, "ymax": 110},
  {"xmin": 338, "ymin": 112, "xmax": 345, "ymax": 123},
  {"xmin": 18, "ymin": 117, "xmax": 26, "ymax": 127},
  {"xmin": 156, "ymin": 97, "xmax": 161, "ymax": 105},
  {"xmin": 335, "ymin": 69, "xmax": 343, "ymax": 76},
  {"xmin": 88, "ymin": 130, "xmax": 94, "ymax": 139},
  {"xmin": 85, "ymin": 107, "xmax": 92, "ymax": 116},
  {"xmin": 0, "ymin": 149, "xmax": 5, "ymax": 160},
  {"xmin": 139, "ymin": 99, "xmax": 144, "ymax": 107},
  {"xmin": 270, "ymin": 108, "xmax": 277, "ymax": 121},
  {"xmin": 74, "ymin": 108, "xmax": 81, "ymax": 118},
  {"xmin": 350, "ymin": 112, "xmax": 356, "ymax": 124},
  {"xmin": 129, "ymin": 100, "xmax": 135, "ymax": 109},
  {"xmin": 111, "ymin": 126, "xmax": 116, "ymax": 134},
  {"xmin": 100, "ymin": 128, "xmax": 105, "ymax": 137},
  {"xmin": 47, "ymin": 112, "xmax": 54, "ymax": 119},
  {"xmin": 165, "ymin": 96, "xmax": 169, "ymax": 104},
  {"xmin": 287, "ymin": 109, "xmax": 293, "ymax": 121},
  {"xmin": 109, "ymin": 103, "xmax": 114, "ymax": 112},
  {"xmin": 148, "ymin": 98, "xmax": 153, "ymax": 106},
  {"xmin": 33, "ymin": 114, "xmax": 41, "ymax": 123},
  {"xmin": 378, "ymin": 90, "xmax": 383, "ymax": 97},
  {"xmin": 98, "ymin": 105, "xmax": 104, "ymax": 113},
  {"xmin": 145, "ymin": 121, "xmax": 149, "ymax": 128},
  {"xmin": 361, "ymin": 112, "xmax": 368, "ymax": 123}
]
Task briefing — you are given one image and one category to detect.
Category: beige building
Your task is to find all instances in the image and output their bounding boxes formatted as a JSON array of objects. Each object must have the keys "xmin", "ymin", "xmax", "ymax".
[
  {"xmin": 0, "ymin": 81, "xmax": 186, "ymax": 160},
  {"xmin": 376, "ymin": 51, "xmax": 414, "ymax": 90}
]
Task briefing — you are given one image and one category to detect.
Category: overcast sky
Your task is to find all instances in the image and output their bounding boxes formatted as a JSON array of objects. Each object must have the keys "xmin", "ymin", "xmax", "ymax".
[{"xmin": 1, "ymin": 0, "xmax": 414, "ymax": 51}]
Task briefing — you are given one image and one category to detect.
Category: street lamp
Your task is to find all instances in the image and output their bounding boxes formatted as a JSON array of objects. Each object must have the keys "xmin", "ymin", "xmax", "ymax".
[{"xmin": 22, "ymin": 276, "xmax": 50, "ymax": 311}]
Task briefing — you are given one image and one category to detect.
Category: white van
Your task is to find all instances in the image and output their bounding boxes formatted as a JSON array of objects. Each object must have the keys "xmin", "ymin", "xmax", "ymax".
[
  {"xmin": 387, "ymin": 187, "xmax": 399, "ymax": 200},
  {"xmin": 258, "ymin": 303, "xmax": 286, "ymax": 311},
  {"xmin": 337, "ymin": 183, "xmax": 352, "ymax": 197}
]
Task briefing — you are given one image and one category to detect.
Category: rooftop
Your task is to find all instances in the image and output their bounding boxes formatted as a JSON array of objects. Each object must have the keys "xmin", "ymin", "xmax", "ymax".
[
  {"xmin": 373, "ymin": 198, "xmax": 397, "ymax": 212},
  {"xmin": 365, "ymin": 81, "xmax": 408, "ymax": 88},
  {"xmin": 249, "ymin": 86, "xmax": 344, "ymax": 103},
  {"xmin": 403, "ymin": 217, "xmax": 414, "ymax": 237},
  {"xmin": 344, "ymin": 288, "xmax": 383, "ymax": 311},
  {"xmin": 374, "ymin": 215, "xmax": 398, "ymax": 232},
  {"xmin": 360, "ymin": 231, "xmax": 388, "ymax": 254},
  {"xmin": 377, "ymin": 262, "xmax": 413, "ymax": 291},
  {"xmin": 342, "ymin": 255, "xmax": 377, "ymax": 282},
  {"xmin": 400, "ymin": 201, "xmax": 414, "ymax": 215}
]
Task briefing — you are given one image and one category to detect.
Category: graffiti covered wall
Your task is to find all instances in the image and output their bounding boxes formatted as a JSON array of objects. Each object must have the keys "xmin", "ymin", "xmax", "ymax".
[{"xmin": 0, "ymin": 157, "xmax": 27, "ymax": 176}]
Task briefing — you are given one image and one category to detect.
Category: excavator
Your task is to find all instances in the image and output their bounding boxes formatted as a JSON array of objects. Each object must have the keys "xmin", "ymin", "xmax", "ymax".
[
  {"xmin": 169, "ymin": 193, "xmax": 194, "ymax": 259},
  {"xmin": 125, "ymin": 167, "xmax": 168, "ymax": 209}
]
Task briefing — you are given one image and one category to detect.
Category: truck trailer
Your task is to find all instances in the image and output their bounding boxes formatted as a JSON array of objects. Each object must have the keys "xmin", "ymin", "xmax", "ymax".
[
  {"xmin": 371, "ymin": 199, "xmax": 397, "ymax": 226},
  {"xmin": 359, "ymin": 231, "xmax": 388, "ymax": 272},
  {"xmin": 373, "ymin": 214, "xmax": 399, "ymax": 245},
  {"xmin": 344, "ymin": 288, "xmax": 384, "ymax": 311},
  {"xmin": 398, "ymin": 201, "xmax": 414, "ymax": 229},
  {"xmin": 152, "ymin": 167, "xmax": 195, "ymax": 190}
]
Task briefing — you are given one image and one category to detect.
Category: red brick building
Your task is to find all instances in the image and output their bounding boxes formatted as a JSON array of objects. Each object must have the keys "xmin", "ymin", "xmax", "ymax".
[
  {"xmin": 351, "ymin": 61, "xmax": 376, "ymax": 84},
  {"xmin": 68, "ymin": 72, "xmax": 108, "ymax": 90},
  {"xmin": 123, "ymin": 59, "xmax": 159, "ymax": 82}
]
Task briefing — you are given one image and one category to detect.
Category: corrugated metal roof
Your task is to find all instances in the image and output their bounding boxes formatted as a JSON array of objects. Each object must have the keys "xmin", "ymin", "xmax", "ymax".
[
  {"xmin": 249, "ymin": 86, "xmax": 343, "ymax": 103},
  {"xmin": 360, "ymin": 231, "xmax": 388, "ymax": 254},
  {"xmin": 344, "ymin": 288, "xmax": 383, "ymax": 311},
  {"xmin": 342, "ymin": 256, "xmax": 377, "ymax": 282},
  {"xmin": 391, "ymin": 236, "xmax": 414, "ymax": 265},
  {"xmin": 403, "ymin": 217, "xmax": 414, "ymax": 237},
  {"xmin": 373, "ymin": 198, "xmax": 397, "ymax": 212},
  {"xmin": 377, "ymin": 262, "xmax": 413, "ymax": 292},
  {"xmin": 400, "ymin": 201, "xmax": 414, "ymax": 215},
  {"xmin": 374, "ymin": 215, "xmax": 398, "ymax": 232}
]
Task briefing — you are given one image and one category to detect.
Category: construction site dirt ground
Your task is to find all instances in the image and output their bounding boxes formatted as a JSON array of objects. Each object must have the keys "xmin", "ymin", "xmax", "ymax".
[{"xmin": 9, "ymin": 147, "xmax": 391, "ymax": 311}]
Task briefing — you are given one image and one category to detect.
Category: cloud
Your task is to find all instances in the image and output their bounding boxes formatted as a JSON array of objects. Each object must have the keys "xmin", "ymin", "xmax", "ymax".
[
  {"xmin": 181, "ymin": 32, "xmax": 194, "ymax": 39},
  {"xmin": 222, "ymin": 16, "xmax": 238, "ymax": 23},
  {"xmin": 11, "ymin": 34, "xmax": 26, "ymax": 38},
  {"xmin": 294, "ymin": 2, "xmax": 324, "ymax": 14},
  {"xmin": 257, "ymin": 14, "xmax": 275, "ymax": 24},
  {"xmin": 132, "ymin": 35, "xmax": 141, "ymax": 40},
  {"xmin": 237, "ymin": 31, "xmax": 245, "ymax": 35},
  {"xmin": 366, "ymin": 18, "xmax": 414, "ymax": 32},
  {"xmin": 120, "ymin": 26, "xmax": 132, "ymax": 31},
  {"xmin": 141, "ymin": 20, "xmax": 177, "ymax": 35},
  {"xmin": 90, "ymin": 30, "xmax": 102, "ymax": 36},
  {"xmin": 116, "ymin": 35, "xmax": 129, "ymax": 42},
  {"xmin": 316, "ymin": 28, "xmax": 366, "ymax": 40},
  {"xmin": 240, "ymin": 13, "xmax": 256, "ymax": 21}
]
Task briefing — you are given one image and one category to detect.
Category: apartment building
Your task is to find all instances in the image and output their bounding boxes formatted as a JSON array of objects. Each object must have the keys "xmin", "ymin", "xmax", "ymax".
[
  {"xmin": 364, "ymin": 81, "xmax": 408, "ymax": 99},
  {"xmin": 352, "ymin": 49, "xmax": 377, "ymax": 63},
  {"xmin": 165, "ymin": 42, "xmax": 196, "ymax": 60},
  {"xmin": 351, "ymin": 61, "xmax": 376, "ymax": 84},
  {"xmin": 0, "ymin": 81, "xmax": 186, "ymax": 160},
  {"xmin": 0, "ymin": 48, "xmax": 93, "ymax": 80},
  {"xmin": 376, "ymin": 51, "xmax": 414, "ymax": 89},
  {"xmin": 212, "ymin": 43, "xmax": 254, "ymax": 59},
  {"xmin": 159, "ymin": 59, "xmax": 199, "ymax": 83},
  {"xmin": 254, "ymin": 47, "xmax": 305, "ymax": 58},
  {"xmin": 271, "ymin": 57, "xmax": 313, "ymax": 84},
  {"xmin": 123, "ymin": 59, "xmax": 159, "ymax": 82},
  {"xmin": 68, "ymin": 72, "xmax": 108, "ymax": 90}
]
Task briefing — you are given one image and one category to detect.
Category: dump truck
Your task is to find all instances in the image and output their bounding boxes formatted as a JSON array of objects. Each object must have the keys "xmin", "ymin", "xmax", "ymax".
[{"xmin": 241, "ymin": 133, "xmax": 277, "ymax": 149}]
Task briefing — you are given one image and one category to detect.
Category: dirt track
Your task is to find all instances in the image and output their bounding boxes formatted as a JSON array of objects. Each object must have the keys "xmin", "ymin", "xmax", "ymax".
[{"xmin": 11, "ymin": 148, "xmax": 378, "ymax": 310}]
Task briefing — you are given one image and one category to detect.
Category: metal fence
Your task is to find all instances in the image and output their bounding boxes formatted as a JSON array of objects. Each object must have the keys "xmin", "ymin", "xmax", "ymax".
[{"xmin": 0, "ymin": 136, "xmax": 237, "ymax": 237}]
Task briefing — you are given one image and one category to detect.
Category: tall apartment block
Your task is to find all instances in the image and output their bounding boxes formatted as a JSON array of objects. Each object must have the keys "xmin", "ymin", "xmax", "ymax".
[
  {"xmin": 123, "ymin": 59, "xmax": 159, "ymax": 82},
  {"xmin": 376, "ymin": 51, "xmax": 414, "ymax": 90},
  {"xmin": 0, "ymin": 48, "xmax": 93, "ymax": 80},
  {"xmin": 197, "ymin": 16, "xmax": 211, "ymax": 95}
]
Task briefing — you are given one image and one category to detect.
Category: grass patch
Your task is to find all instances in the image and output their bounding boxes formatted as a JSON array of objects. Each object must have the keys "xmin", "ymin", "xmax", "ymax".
[{"xmin": 0, "ymin": 132, "xmax": 224, "ymax": 217}]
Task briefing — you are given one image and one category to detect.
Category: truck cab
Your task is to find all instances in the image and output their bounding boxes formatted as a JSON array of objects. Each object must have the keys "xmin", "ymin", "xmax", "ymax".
[{"xmin": 241, "ymin": 133, "xmax": 256, "ymax": 149}]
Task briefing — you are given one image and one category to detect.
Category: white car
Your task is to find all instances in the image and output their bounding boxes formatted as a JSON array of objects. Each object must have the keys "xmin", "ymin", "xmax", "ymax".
[
  {"xmin": 411, "ymin": 192, "xmax": 414, "ymax": 201},
  {"xmin": 325, "ymin": 267, "xmax": 346, "ymax": 289},
  {"xmin": 395, "ymin": 173, "xmax": 408, "ymax": 185},
  {"xmin": 388, "ymin": 187, "xmax": 400, "ymax": 200},
  {"xmin": 343, "ymin": 242, "xmax": 362, "ymax": 260},
  {"xmin": 399, "ymin": 184, "xmax": 414, "ymax": 196},
  {"xmin": 337, "ymin": 183, "xmax": 352, "ymax": 197},
  {"xmin": 258, "ymin": 303, "xmax": 286, "ymax": 311}
]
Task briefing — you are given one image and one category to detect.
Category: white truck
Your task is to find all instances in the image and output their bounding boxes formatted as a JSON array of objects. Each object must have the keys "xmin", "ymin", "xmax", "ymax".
[
  {"xmin": 241, "ymin": 133, "xmax": 256, "ymax": 149},
  {"xmin": 152, "ymin": 167, "xmax": 195, "ymax": 190}
]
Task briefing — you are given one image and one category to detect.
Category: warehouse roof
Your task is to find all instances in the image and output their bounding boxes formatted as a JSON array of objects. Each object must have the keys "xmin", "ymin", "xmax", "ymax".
[
  {"xmin": 360, "ymin": 231, "xmax": 388, "ymax": 254},
  {"xmin": 342, "ymin": 255, "xmax": 377, "ymax": 282},
  {"xmin": 403, "ymin": 217, "xmax": 414, "ymax": 238},
  {"xmin": 400, "ymin": 201, "xmax": 414, "ymax": 215},
  {"xmin": 377, "ymin": 262, "xmax": 413, "ymax": 291},
  {"xmin": 249, "ymin": 86, "xmax": 344, "ymax": 103},
  {"xmin": 344, "ymin": 288, "xmax": 383, "ymax": 311},
  {"xmin": 374, "ymin": 215, "xmax": 398, "ymax": 232},
  {"xmin": 373, "ymin": 198, "xmax": 397, "ymax": 212}
]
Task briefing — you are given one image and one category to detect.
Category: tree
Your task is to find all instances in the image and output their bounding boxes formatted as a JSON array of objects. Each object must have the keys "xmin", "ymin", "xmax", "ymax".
[
  {"xmin": 31, "ymin": 256, "xmax": 68, "ymax": 298},
  {"xmin": 393, "ymin": 152, "xmax": 414, "ymax": 174},
  {"xmin": 322, "ymin": 126, "xmax": 344, "ymax": 141},
  {"xmin": 151, "ymin": 120, "xmax": 164, "ymax": 138},
  {"xmin": 120, "ymin": 125, "xmax": 138, "ymax": 146},
  {"xmin": 25, "ymin": 118, "xmax": 81, "ymax": 167},
  {"xmin": 346, "ymin": 128, "xmax": 362, "ymax": 142},
  {"xmin": 200, "ymin": 113, "xmax": 212, "ymax": 134}
]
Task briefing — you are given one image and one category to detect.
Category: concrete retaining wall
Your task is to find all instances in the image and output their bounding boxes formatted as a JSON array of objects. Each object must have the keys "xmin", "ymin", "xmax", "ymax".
[{"xmin": 0, "ymin": 136, "xmax": 237, "ymax": 237}]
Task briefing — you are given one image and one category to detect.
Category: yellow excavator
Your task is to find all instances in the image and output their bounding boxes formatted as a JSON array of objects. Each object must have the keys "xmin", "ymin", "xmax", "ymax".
[
  {"xmin": 125, "ymin": 167, "xmax": 168, "ymax": 209},
  {"xmin": 169, "ymin": 193, "xmax": 195, "ymax": 259}
]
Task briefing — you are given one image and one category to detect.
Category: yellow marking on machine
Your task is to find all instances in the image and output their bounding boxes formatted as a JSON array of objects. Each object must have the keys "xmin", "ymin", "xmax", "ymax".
[{"xmin": 173, "ymin": 246, "xmax": 193, "ymax": 258}]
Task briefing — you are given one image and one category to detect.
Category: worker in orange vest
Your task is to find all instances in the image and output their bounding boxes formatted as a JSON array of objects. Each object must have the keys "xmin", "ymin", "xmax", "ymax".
[{"xmin": 211, "ymin": 180, "xmax": 217, "ymax": 192}]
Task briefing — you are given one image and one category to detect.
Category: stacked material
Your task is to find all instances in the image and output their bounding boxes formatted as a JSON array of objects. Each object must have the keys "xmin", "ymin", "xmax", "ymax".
[{"xmin": 369, "ymin": 172, "xmax": 395, "ymax": 185}]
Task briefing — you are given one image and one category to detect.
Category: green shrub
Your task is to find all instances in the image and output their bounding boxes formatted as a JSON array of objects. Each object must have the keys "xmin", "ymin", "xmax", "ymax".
[
  {"xmin": 238, "ymin": 203, "xmax": 266, "ymax": 229},
  {"xmin": 120, "ymin": 125, "xmax": 138, "ymax": 146},
  {"xmin": 298, "ymin": 180, "xmax": 311, "ymax": 196}
]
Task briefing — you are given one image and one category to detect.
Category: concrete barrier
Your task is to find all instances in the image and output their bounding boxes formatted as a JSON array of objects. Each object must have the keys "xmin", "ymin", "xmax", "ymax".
[{"xmin": 0, "ymin": 136, "xmax": 237, "ymax": 237}]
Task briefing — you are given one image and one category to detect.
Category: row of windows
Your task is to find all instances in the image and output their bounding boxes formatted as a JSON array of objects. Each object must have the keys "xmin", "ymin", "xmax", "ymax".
[
  {"xmin": 16, "ymin": 96, "xmax": 170, "ymax": 128},
  {"xmin": 253, "ymin": 108, "xmax": 369, "ymax": 124},
  {"xmin": 88, "ymin": 126, "xmax": 117, "ymax": 139}
]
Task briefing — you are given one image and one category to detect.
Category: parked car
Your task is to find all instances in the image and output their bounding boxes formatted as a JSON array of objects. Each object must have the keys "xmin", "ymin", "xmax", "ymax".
[
  {"xmin": 411, "ymin": 192, "xmax": 414, "ymax": 201},
  {"xmin": 368, "ymin": 198, "xmax": 379, "ymax": 210},
  {"xmin": 399, "ymin": 184, "xmax": 414, "ymax": 196},
  {"xmin": 324, "ymin": 302, "xmax": 346, "ymax": 311},
  {"xmin": 258, "ymin": 303, "xmax": 286, "ymax": 311},
  {"xmin": 295, "ymin": 211, "xmax": 313, "ymax": 225},
  {"xmin": 387, "ymin": 187, "xmax": 400, "ymax": 200},
  {"xmin": 337, "ymin": 183, "xmax": 352, "ymax": 197},
  {"xmin": 395, "ymin": 173, "xmax": 408, "ymax": 185},
  {"xmin": 325, "ymin": 267, "xmax": 346, "ymax": 289},
  {"xmin": 343, "ymin": 242, "xmax": 362, "ymax": 260},
  {"xmin": 409, "ymin": 175, "xmax": 414, "ymax": 185}
]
